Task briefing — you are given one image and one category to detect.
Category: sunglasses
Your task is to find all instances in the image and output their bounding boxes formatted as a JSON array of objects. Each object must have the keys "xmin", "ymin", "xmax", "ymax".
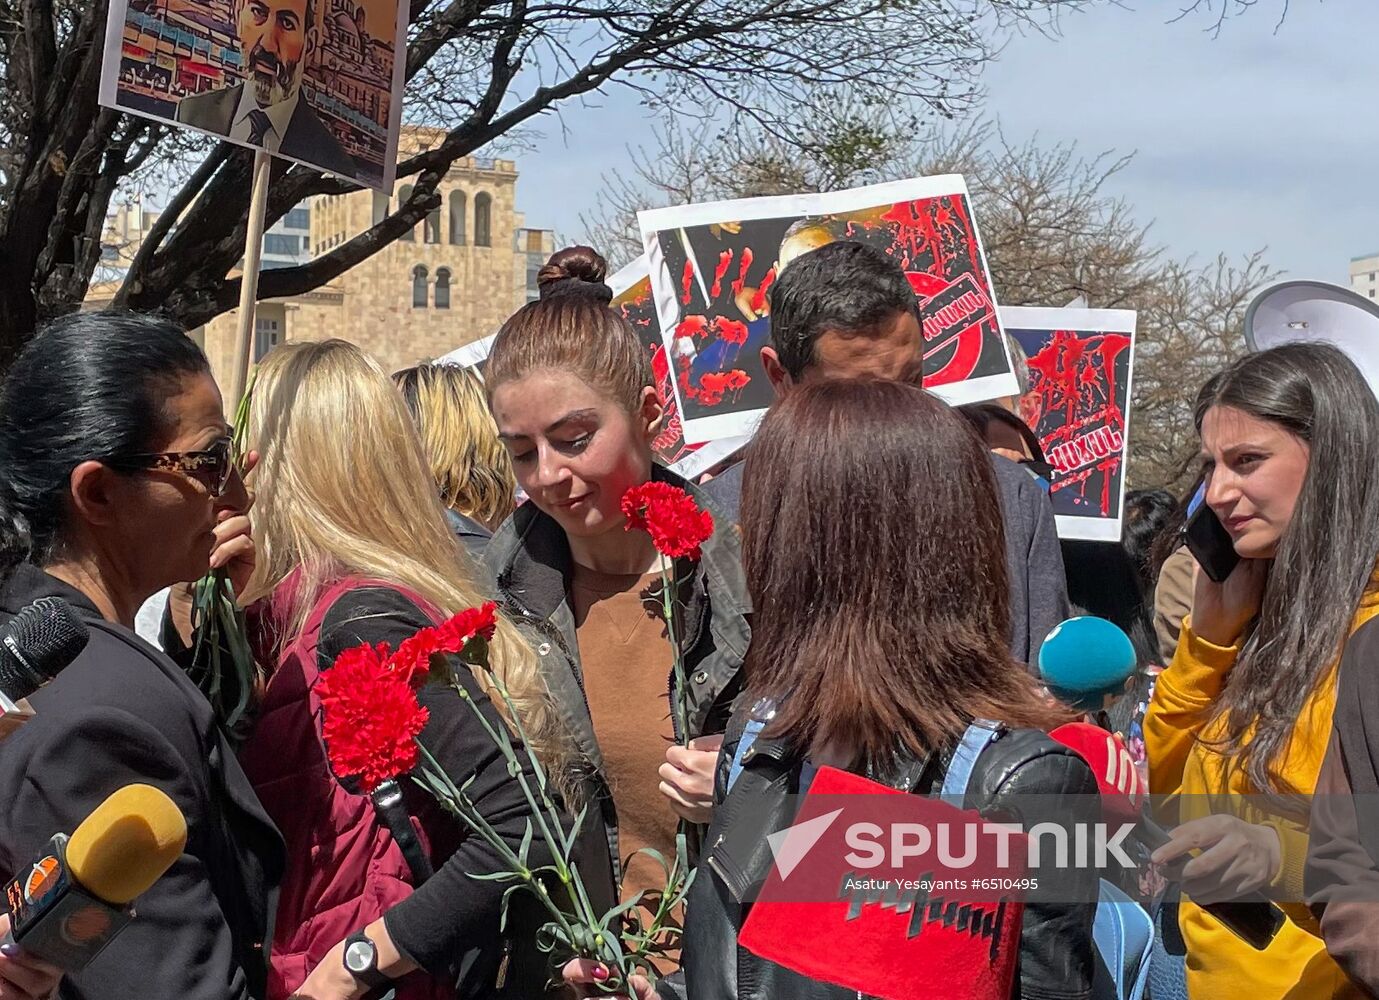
[{"xmin": 107, "ymin": 437, "xmax": 237, "ymax": 497}]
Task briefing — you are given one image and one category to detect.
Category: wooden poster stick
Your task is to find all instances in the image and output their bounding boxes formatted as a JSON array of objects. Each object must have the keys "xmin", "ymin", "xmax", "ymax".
[{"xmin": 230, "ymin": 149, "xmax": 273, "ymax": 408}]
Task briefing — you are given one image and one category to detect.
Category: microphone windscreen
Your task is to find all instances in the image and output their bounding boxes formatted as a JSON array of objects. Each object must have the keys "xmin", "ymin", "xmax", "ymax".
[
  {"xmin": 1037, "ymin": 616, "xmax": 1136, "ymax": 709},
  {"xmin": 65, "ymin": 784, "xmax": 187, "ymax": 905},
  {"xmin": 0, "ymin": 597, "xmax": 88, "ymax": 701},
  {"xmin": 1049, "ymin": 722, "xmax": 1147, "ymax": 826}
]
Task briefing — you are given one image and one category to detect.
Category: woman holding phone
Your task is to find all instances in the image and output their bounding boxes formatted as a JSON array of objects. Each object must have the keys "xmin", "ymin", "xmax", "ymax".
[{"xmin": 1145, "ymin": 342, "xmax": 1379, "ymax": 999}]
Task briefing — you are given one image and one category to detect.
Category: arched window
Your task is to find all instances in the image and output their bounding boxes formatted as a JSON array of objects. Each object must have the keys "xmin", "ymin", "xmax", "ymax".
[
  {"xmin": 435, "ymin": 267, "xmax": 451, "ymax": 309},
  {"xmin": 474, "ymin": 192, "xmax": 492, "ymax": 247},
  {"xmin": 371, "ymin": 191, "xmax": 388, "ymax": 226},
  {"xmin": 411, "ymin": 265, "xmax": 428, "ymax": 308},
  {"xmin": 448, "ymin": 190, "xmax": 467, "ymax": 245},
  {"xmin": 398, "ymin": 185, "xmax": 415, "ymax": 242},
  {"xmin": 424, "ymin": 204, "xmax": 441, "ymax": 244}
]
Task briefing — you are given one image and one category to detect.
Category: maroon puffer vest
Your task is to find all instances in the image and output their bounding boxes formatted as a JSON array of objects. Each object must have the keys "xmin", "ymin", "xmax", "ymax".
[{"xmin": 238, "ymin": 574, "xmax": 455, "ymax": 1000}]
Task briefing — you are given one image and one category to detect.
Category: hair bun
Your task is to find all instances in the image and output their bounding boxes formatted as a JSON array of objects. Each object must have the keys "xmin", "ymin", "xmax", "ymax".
[{"xmin": 537, "ymin": 246, "xmax": 613, "ymax": 303}]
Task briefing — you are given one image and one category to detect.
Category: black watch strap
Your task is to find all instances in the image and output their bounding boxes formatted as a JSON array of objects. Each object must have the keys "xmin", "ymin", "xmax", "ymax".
[{"xmin": 342, "ymin": 929, "xmax": 391, "ymax": 990}]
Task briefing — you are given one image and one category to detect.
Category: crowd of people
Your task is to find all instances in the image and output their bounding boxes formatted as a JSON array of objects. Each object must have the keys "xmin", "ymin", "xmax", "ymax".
[{"xmin": 0, "ymin": 236, "xmax": 1377, "ymax": 1000}]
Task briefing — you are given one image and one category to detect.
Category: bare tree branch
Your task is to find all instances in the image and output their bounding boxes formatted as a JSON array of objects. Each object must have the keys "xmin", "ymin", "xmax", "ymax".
[{"xmin": 579, "ymin": 109, "xmax": 1279, "ymax": 489}]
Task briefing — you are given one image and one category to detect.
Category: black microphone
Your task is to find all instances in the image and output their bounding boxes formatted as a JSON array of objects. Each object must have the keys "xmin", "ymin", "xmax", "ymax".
[{"xmin": 0, "ymin": 597, "xmax": 89, "ymax": 740}]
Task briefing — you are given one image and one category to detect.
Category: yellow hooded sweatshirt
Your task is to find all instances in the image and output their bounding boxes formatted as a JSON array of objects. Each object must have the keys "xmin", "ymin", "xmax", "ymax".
[{"xmin": 1145, "ymin": 590, "xmax": 1379, "ymax": 1000}]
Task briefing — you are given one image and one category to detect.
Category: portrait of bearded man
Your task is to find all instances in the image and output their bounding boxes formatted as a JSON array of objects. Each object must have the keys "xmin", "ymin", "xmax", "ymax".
[{"xmin": 175, "ymin": 0, "xmax": 356, "ymax": 176}]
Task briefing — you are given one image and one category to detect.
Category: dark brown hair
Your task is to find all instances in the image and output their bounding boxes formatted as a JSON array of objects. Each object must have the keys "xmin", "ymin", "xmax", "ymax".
[
  {"xmin": 957, "ymin": 401, "xmax": 1046, "ymax": 463},
  {"xmin": 536, "ymin": 245, "xmax": 612, "ymax": 303},
  {"xmin": 485, "ymin": 295, "xmax": 652, "ymax": 413},
  {"xmin": 1194, "ymin": 342, "xmax": 1379, "ymax": 796},
  {"xmin": 741, "ymin": 379, "xmax": 1070, "ymax": 768}
]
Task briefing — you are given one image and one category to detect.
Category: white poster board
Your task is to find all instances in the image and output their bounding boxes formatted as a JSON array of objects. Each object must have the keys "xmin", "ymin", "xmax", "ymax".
[
  {"xmin": 1001, "ymin": 306, "xmax": 1138, "ymax": 542},
  {"xmin": 638, "ymin": 175, "xmax": 1017, "ymax": 443}
]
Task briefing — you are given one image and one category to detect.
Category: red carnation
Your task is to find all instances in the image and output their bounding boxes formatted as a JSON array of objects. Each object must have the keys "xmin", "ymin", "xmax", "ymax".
[
  {"xmin": 391, "ymin": 626, "xmax": 442, "ymax": 684},
  {"xmin": 435, "ymin": 602, "xmax": 499, "ymax": 653},
  {"xmin": 621, "ymin": 481, "xmax": 714, "ymax": 561},
  {"xmin": 318, "ymin": 643, "xmax": 428, "ymax": 793}
]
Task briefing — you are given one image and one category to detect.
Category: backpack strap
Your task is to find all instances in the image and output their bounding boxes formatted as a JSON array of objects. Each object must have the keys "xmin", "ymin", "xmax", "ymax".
[
  {"xmin": 939, "ymin": 719, "xmax": 1004, "ymax": 803},
  {"xmin": 303, "ymin": 577, "xmax": 447, "ymax": 886},
  {"xmin": 727, "ymin": 717, "xmax": 767, "ymax": 791},
  {"xmin": 370, "ymin": 779, "xmax": 435, "ymax": 884}
]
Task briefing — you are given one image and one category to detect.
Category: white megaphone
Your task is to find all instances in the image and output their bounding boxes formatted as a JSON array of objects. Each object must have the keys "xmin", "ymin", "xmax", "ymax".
[{"xmin": 1243, "ymin": 280, "xmax": 1379, "ymax": 402}]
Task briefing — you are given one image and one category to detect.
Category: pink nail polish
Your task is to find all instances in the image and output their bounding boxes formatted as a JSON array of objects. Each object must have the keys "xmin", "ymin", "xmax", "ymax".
[{"xmin": 592, "ymin": 964, "xmax": 609, "ymax": 981}]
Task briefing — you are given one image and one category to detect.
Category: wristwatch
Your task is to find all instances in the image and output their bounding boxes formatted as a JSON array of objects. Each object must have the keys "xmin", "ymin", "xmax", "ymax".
[{"xmin": 342, "ymin": 929, "xmax": 391, "ymax": 990}]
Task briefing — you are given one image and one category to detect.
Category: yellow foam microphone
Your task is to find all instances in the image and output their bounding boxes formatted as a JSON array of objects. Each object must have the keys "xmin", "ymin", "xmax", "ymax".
[
  {"xmin": 64, "ymin": 784, "xmax": 187, "ymax": 905},
  {"xmin": 2, "ymin": 784, "xmax": 187, "ymax": 969}
]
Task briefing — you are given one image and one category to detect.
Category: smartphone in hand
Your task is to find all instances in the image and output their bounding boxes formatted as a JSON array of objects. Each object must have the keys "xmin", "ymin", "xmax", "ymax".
[{"xmin": 1183, "ymin": 486, "xmax": 1241, "ymax": 584}]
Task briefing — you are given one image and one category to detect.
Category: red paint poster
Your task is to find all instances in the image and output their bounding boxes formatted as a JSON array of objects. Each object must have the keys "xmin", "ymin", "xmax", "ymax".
[
  {"xmin": 608, "ymin": 257, "xmax": 749, "ymax": 477},
  {"xmin": 1002, "ymin": 307, "xmax": 1138, "ymax": 542},
  {"xmin": 639, "ymin": 176, "xmax": 1017, "ymax": 443}
]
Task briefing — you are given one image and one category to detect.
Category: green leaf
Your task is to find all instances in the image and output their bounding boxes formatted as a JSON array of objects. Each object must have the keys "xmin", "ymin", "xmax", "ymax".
[
  {"xmin": 563, "ymin": 803, "xmax": 589, "ymax": 856},
  {"xmin": 499, "ymin": 882, "xmax": 525, "ymax": 934},
  {"xmin": 598, "ymin": 891, "xmax": 646, "ymax": 932},
  {"xmin": 466, "ymin": 870, "xmax": 520, "ymax": 882},
  {"xmin": 519, "ymin": 818, "xmax": 533, "ymax": 867}
]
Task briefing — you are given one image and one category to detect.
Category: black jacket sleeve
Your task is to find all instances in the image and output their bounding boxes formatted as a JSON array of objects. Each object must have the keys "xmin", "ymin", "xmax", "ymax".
[
  {"xmin": 0, "ymin": 706, "xmax": 255, "ymax": 1000},
  {"xmin": 982, "ymin": 736, "xmax": 1099, "ymax": 1000},
  {"xmin": 316, "ymin": 587, "xmax": 546, "ymax": 985}
]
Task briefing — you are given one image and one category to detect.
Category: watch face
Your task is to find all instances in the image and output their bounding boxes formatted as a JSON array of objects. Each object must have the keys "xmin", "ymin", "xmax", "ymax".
[{"xmin": 344, "ymin": 939, "xmax": 375, "ymax": 974}]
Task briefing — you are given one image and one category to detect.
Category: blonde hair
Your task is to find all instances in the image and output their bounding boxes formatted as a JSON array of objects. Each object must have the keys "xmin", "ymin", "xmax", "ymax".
[
  {"xmin": 392, "ymin": 363, "xmax": 516, "ymax": 531},
  {"xmin": 244, "ymin": 340, "xmax": 577, "ymax": 793}
]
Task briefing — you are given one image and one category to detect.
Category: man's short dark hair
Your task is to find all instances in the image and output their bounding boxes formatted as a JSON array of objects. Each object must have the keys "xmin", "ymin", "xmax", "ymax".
[{"xmin": 766, "ymin": 240, "xmax": 919, "ymax": 380}]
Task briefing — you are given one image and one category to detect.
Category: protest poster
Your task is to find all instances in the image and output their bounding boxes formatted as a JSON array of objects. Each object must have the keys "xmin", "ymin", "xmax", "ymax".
[
  {"xmin": 98, "ymin": 0, "xmax": 408, "ymax": 189},
  {"xmin": 608, "ymin": 258, "xmax": 750, "ymax": 479},
  {"xmin": 1001, "ymin": 307, "xmax": 1137, "ymax": 542},
  {"xmin": 639, "ymin": 176, "xmax": 1017, "ymax": 443}
]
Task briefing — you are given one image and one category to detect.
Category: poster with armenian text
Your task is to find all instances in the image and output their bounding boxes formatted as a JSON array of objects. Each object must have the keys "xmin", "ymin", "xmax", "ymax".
[
  {"xmin": 1002, "ymin": 307, "xmax": 1137, "ymax": 543},
  {"xmin": 609, "ymin": 257, "xmax": 750, "ymax": 478},
  {"xmin": 98, "ymin": 0, "xmax": 409, "ymax": 189},
  {"xmin": 638, "ymin": 176, "xmax": 1018, "ymax": 442}
]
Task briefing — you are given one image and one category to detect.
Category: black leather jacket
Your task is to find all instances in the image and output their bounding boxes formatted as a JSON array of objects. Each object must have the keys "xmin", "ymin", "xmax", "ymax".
[{"xmin": 661, "ymin": 723, "xmax": 1099, "ymax": 1000}]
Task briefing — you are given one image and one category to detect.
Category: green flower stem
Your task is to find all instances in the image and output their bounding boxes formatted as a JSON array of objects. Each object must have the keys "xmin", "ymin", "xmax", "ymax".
[
  {"xmin": 452, "ymin": 680, "xmax": 577, "ymax": 891},
  {"xmin": 185, "ymin": 368, "xmax": 258, "ymax": 733},
  {"xmin": 658, "ymin": 562, "xmax": 691, "ymax": 745},
  {"xmin": 657, "ymin": 561, "xmax": 702, "ymax": 859},
  {"xmin": 413, "ymin": 743, "xmax": 587, "ymax": 954},
  {"xmin": 433, "ymin": 672, "xmax": 634, "ymax": 987}
]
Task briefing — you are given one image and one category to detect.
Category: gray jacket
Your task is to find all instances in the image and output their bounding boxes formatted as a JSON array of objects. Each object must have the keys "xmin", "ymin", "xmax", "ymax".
[
  {"xmin": 483, "ymin": 464, "xmax": 753, "ymax": 877},
  {"xmin": 702, "ymin": 453, "xmax": 1069, "ymax": 665}
]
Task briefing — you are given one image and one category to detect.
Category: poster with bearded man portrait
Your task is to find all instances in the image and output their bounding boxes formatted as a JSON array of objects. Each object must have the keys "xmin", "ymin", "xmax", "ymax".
[{"xmin": 98, "ymin": 0, "xmax": 407, "ymax": 188}]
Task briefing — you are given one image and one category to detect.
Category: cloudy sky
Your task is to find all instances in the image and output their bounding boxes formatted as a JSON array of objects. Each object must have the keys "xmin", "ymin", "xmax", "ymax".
[{"xmin": 513, "ymin": 0, "xmax": 1373, "ymax": 285}]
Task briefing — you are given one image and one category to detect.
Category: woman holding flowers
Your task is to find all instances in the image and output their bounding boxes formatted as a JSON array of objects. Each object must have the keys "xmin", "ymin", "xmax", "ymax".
[
  {"xmin": 236, "ymin": 341, "xmax": 598, "ymax": 1000},
  {"xmin": 483, "ymin": 250, "xmax": 752, "ymax": 922}
]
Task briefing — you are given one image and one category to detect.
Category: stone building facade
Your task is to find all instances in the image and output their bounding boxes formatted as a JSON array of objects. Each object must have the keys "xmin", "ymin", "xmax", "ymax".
[{"xmin": 191, "ymin": 140, "xmax": 551, "ymax": 389}]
